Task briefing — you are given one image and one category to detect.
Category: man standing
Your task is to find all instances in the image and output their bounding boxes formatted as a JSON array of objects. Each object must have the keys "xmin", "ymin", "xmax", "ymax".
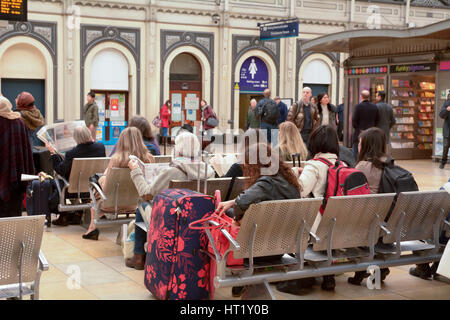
[
  {"xmin": 439, "ymin": 94, "xmax": 450, "ymax": 169},
  {"xmin": 375, "ymin": 91, "xmax": 395, "ymax": 154},
  {"xmin": 256, "ymin": 89, "xmax": 279, "ymax": 144},
  {"xmin": 352, "ymin": 90, "xmax": 379, "ymax": 159},
  {"xmin": 336, "ymin": 97, "xmax": 344, "ymax": 142},
  {"xmin": 246, "ymin": 99, "xmax": 260, "ymax": 130},
  {"xmin": 275, "ymin": 96, "xmax": 288, "ymax": 126},
  {"xmin": 286, "ymin": 87, "xmax": 319, "ymax": 146},
  {"xmin": 83, "ymin": 91, "xmax": 99, "ymax": 140}
]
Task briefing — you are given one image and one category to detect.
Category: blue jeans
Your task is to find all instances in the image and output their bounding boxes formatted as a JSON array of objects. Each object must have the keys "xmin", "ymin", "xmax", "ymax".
[
  {"xmin": 134, "ymin": 202, "xmax": 150, "ymax": 255},
  {"xmin": 162, "ymin": 127, "xmax": 169, "ymax": 137},
  {"xmin": 260, "ymin": 122, "xmax": 278, "ymax": 146}
]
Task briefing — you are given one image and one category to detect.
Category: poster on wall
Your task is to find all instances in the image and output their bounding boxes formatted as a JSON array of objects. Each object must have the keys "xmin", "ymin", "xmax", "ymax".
[
  {"xmin": 171, "ymin": 93, "xmax": 182, "ymax": 122},
  {"xmin": 95, "ymin": 93, "xmax": 106, "ymax": 123},
  {"xmin": 185, "ymin": 95, "xmax": 199, "ymax": 110},
  {"xmin": 239, "ymin": 56, "xmax": 269, "ymax": 93},
  {"xmin": 109, "ymin": 93, "xmax": 125, "ymax": 121}
]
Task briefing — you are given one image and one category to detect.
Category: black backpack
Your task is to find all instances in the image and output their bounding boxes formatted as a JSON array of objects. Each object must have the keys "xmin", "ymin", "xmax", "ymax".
[
  {"xmin": 379, "ymin": 158, "xmax": 419, "ymax": 194},
  {"xmin": 262, "ymin": 99, "xmax": 280, "ymax": 125}
]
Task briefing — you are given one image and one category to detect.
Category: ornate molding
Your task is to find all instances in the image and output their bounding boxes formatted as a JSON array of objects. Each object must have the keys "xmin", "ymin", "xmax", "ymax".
[
  {"xmin": 80, "ymin": 24, "xmax": 141, "ymax": 114},
  {"xmin": 73, "ymin": 1, "xmax": 146, "ymax": 11},
  {"xmin": 160, "ymin": 30, "xmax": 215, "ymax": 106},
  {"xmin": 0, "ymin": 21, "xmax": 59, "ymax": 121}
]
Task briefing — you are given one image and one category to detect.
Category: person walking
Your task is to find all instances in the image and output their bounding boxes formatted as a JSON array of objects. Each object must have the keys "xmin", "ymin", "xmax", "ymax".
[
  {"xmin": 201, "ymin": 99, "xmax": 218, "ymax": 149},
  {"xmin": 275, "ymin": 96, "xmax": 288, "ymax": 126},
  {"xmin": 375, "ymin": 91, "xmax": 395, "ymax": 154},
  {"xmin": 246, "ymin": 98, "xmax": 260, "ymax": 130},
  {"xmin": 317, "ymin": 92, "xmax": 337, "ymax": 130},
  {"xmin": 439, "ymin": 93, "xmax": 450, "ymax": 169},
  {"xmin": 336, "ymin": 97, "xmax": 344, "ymax": 142},
  {"xmin": 160, "ymin": 100, "xmax": 171, "ymax": 149},
  {"xmin": 0, "ymin": 95, "xmax": 35, "ymax": 217},
  {"xmin": 256, "ymin": 89, "xmax": 279, "ymax": 145},
  {"xmin": 83, "ymin": 91, "xmax": 99, "ymax": 140},
  {"xmin": 286, "ymin": 87, "xmax": 320, "ymax": 146},
  {"xmin": 15, "ymin": 91, "xmax": 45, "ymax": 147},
  {"xmin": 351, "ymin": 90, "xmax": 379, "ymax": 159}
]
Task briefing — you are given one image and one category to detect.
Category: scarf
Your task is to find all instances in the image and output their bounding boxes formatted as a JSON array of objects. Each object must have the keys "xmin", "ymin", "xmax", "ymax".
[
  {"xmin": 16, "ymin": 91, "xmax": 36, "ymax": 111},
  {"xmin": 0, "ymin": 96, "xmax": 21, "ymax": 120}
]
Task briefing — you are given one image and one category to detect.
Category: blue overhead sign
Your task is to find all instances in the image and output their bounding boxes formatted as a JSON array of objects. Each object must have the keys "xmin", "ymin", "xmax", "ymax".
[{"xmin": 260, "ymin": 21, "xmax": 299, "ymax": 41}]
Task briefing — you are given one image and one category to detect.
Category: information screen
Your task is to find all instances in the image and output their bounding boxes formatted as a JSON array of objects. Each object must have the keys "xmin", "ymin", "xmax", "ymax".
[{"xmin": 0, "ymin": 0, "xmax": 27, "ymax": 22}]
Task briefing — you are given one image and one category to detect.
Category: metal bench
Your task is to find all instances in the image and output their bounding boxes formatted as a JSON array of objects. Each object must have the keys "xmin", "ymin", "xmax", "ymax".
[
  {"xmin": 89, "ymin": 168, "xmax": 139, "ymax": 242},
  {"xmin": 55, "ymin": 157, "xmax": 110, "ymax": 212},
  {"xmin": 208, "ymin": 191, "xmax": 450, "ymax": 299},
  {"xmin": 0, "ymin": 215, "xmax": 49, "ymax": 300}
]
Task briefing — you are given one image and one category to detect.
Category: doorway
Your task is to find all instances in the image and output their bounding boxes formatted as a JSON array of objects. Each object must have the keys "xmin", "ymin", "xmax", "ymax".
[
  {"xmin": 169, "ymin": 53, "xmax": 202, "ymax": 136},
  {"xmin": 1, "ymin": 78, "xmax": 46, "ymax": 118}
]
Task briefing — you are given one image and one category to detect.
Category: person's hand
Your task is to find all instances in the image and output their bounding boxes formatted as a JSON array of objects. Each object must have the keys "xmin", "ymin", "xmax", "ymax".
[
  {"xmin": 45, "ymin": 142, "xmax": 56, "ymax": 155},
  {"xmin": 128, "ymin": 159, "xmax": 139, "ymax": 171},
  {"xmin": 447, "ymin": 106, "xmax": 450, "ymax": 112},
  {"xmin": 216, "ymin": 200, "xmax": 235, "ymax": 216}
]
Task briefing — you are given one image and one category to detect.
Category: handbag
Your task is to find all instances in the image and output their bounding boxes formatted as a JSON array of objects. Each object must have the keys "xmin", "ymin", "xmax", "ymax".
[
  {"xmin": 152, "ymin": 114, "xmax": 161, "ymax": 128},
  {"xmin": 205, "ymin": 106, "xmax": 219, "ymax": 128}
]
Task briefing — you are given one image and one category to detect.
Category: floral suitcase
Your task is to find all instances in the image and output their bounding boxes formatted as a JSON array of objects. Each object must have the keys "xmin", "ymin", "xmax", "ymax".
[{"xmin": 144, "ymin": 188, "xmax": 215, "ymax": 300}]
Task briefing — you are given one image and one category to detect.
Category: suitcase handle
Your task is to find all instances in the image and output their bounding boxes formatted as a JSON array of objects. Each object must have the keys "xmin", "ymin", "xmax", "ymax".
[{"xmin": 291, "ymin": 153, "xmax": 302, "ymax": 168}]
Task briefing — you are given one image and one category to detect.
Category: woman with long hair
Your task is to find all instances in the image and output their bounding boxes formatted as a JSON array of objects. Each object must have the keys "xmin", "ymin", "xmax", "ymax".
[
  {"xmin": 277, "ymin": 121, "xmax": 308, "ymax": 162},
  {"xmin": 317, "ymin": 92, "xmax": 337, "ymax": 130},
  {"xmin": 348, "ymin": 127, "xmax": 390, "ymax": 285},
  {"xmin": 83, "ymin": 127, "xmax": 154, "ymax": 240},
  {"xmin": 128, "ymin": 116, "xmax": 160, "ymax": 155}
]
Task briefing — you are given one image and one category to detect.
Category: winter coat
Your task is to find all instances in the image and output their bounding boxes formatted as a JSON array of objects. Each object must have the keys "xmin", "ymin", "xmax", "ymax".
[
  {"xmin": 376, "ymin": 102, "xmax": 395, "ymax": 143},
  {"xmin": 246, "ymin": 107, "xmax": 260, "ymax": 129},
  {"xmin": 352, "ymin": 100, "xmax": 380, "ymax": 143},
  {"xmin": 439, "ymin": 100, "xmax": 450, "ymax": 138},
  {"xmin": 83, "ymin": 101, "xmax": 99, "ymax": 127},
  {"xmin": 286, "ymin": 101, "xmax": 320, "ymax": 132},
  {"xmin": 160, "ymin": 104, "xmax": 170, "ymax": 128}
]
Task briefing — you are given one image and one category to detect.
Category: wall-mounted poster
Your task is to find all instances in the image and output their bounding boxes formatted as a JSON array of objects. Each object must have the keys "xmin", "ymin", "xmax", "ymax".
[
  {"xmin": 239, "ymin": 56, "xmax": 269, "ymax": 93},
  {"xmin": 185, "ymin": 94, "xmax": 199, "ymax": 110},
  {"xmin": 171, "ymin": 93, "xmax": 182, "ymax": 122},
  {"xmin": 109, "ymin": 93, "xmax": 125, "ymax": 121}
]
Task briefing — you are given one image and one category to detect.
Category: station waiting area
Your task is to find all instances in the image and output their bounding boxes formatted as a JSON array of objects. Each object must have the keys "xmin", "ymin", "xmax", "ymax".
[{"xmin": 1, "ymin": 156, "xmax": 449, "ymax": 301}]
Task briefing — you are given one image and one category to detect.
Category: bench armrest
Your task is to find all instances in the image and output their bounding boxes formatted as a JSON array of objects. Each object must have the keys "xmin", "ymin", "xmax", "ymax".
[
  {"xmin": 38, "ymin": 250, "xmax": 49, "ymax": 271},
  {"xmin": 309, "ymin": 231, "xmax": 320, "ymax": 243},
  {"xmin": 207, "ymin": 220, "xmax": 241, "ymax": 251}
]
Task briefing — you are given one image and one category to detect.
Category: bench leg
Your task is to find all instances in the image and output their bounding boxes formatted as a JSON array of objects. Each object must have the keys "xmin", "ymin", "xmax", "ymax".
[{"xmin": 241, "ymin": 280, "xmax": 276, "ymax": 300}]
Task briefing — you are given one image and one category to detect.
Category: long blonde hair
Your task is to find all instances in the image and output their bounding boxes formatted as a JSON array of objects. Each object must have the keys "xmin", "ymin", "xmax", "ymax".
[
  {"xmin": 278, "ymin": 121, "xmax": 307, "ymax": 161},
  {"xmin": 113, "ymin": 127, "xmax": 154, "ymax": 167}
]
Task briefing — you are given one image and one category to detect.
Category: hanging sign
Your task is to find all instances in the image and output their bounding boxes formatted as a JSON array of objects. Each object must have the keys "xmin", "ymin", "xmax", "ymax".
[
  {"xmin": 260, "ymin": 20, "xmax": 298, "ymax": 41},
  {"xmin": 0, "ymin": 0, "xmax": 27, "ymax": 22}
]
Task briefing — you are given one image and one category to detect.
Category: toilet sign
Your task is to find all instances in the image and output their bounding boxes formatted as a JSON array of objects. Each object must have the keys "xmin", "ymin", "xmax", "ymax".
[{"xmin": 239, "ymin": 56, "xmax": 268, "ymax": 93}]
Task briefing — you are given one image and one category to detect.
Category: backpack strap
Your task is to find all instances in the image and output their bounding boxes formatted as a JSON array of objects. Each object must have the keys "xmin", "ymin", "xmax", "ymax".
[
  {"xmin": 224, "ymin": 176, "xmax": 237, "ymax": 201},
  {"xmin": 313, "ymin": 157, "xmax": 333, "ymax": 167}
]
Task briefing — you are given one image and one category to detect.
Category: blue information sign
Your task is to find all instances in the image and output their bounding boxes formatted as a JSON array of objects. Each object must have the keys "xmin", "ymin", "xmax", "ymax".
[
  {"xmin": 260, "ymin": 21, "xmax": 299, "ymax": 41},
  {"xmin": 239, "ymin": 57, "xmax": 269, "ymax": 93}
]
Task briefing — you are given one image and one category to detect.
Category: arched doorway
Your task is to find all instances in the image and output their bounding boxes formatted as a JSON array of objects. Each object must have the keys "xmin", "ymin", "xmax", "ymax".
[
  {"xmin": 169, "ymin": 53, "xmax": 202, "ymax": 136},
  {"xmin": 238, "ymin": 56, "xmax": 269, "ymax": 130},
  {"xmin": 0, "ymin": 43, "xmax": 47, "ymax": 119},
  {"xmin": 302, "ymin": 59, "xmax": 332, "ymax": 97},
  {"xmin": 89, "ymin": 48, "xmax": 130, "ymax": 145}
]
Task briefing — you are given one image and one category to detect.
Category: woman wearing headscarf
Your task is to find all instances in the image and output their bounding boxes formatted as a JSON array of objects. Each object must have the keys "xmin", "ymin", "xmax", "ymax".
[
  {"xmin": 15, "ymin": 92, "xmax": 45, "ymax": 147},
  {"xmin": 0, "ymin": 95, "xmax": 35, "ymax": 217}
]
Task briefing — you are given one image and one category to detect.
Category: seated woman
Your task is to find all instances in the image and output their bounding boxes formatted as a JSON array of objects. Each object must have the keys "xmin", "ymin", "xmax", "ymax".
[
  {"xmin": 83, "ymin": 127, "xmax": 154, "ymax": 240},
  {"xmin": 46, "ymin": 126, "xmax": 106, "ymax": 226},
  {"xmin": 277, "ymin": 121, "xmax": 308, "ymax": 162},
  {"xmin": 347, "ymin": 127, "xmax": 389, "ymax": 285},
  {"xmin": 278, "ymin": 125, "xmax": 340, "ymax": 294},
  {"xmin": 224, "ymin": 128, "xmax": 267, "ymax": 178},
  {"xmin": 125, "ymin": 131, "xmax": 215, "ymax": 269},
  {"xmin": 217, "ymin": 141, "xmax": 301, "ymax": 297},
  {"xmin": 110, "ymin": 116, "xmax": 160, "ymax": 156}
]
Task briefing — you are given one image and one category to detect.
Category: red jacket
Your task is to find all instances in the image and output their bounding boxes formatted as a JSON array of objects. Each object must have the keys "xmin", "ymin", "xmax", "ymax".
[
  {"xmin": 160, "ymin": 104, "xmax": 170, "ymax": 128},
  {"xmin": 202, "ymin": 105, "xmax": 215, "ymax": 131}
]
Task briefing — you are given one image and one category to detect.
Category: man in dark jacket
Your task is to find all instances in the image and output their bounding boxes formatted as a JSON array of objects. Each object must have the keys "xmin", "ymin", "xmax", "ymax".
[
  {"xmin": 336, "ymin": 97, "xmax": 344, "ymax": 142},
  {"xmin": 275, "ymin": 97, "xmax": 288, "ymax": 126},
  {"xmin": 439, "ymin": 95, "xmax": 450, "ymax": 169},
  {"xmin": 352, "ymin": 90, "xmax": 379, "ymax": 159},
  {"xmin": 245, "ymin": 99, "xmax": 260, "ymax": 130},
  {"xmin": 375, "ymin": 91, "xmax": 395, "ymax": 153},
  {"xmin": 256, "ymin": 89, "xmax": 279, "ymax": 145},
  {"xmin": 83, "ymin": 91, "xmax": 99, "ymax": 141}
]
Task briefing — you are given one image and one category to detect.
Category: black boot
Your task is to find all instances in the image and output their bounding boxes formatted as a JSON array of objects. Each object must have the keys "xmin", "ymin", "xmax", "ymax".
[
  {"xmin": 348, "ymin": 271, "xmax": 369, "ymax": 286},
  {"xmin": 409, "ymin": 263, "xmax": 432, "ymax": 280},
  {"xmin": 321, "ymin": 275, "xmax": 336, "ymax": 291},
  {"xmin": 276, "ymin": 278, "xmax": 314, "ymax": 295}
]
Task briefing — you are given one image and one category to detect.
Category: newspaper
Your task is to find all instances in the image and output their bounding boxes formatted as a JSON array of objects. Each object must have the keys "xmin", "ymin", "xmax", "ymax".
[
  {"xmin": 209, "ymin": 153, "xmax": 238, "ymax": 177},
  {"xmin": 129, "ymin": 155, "xmax": 170, "ymax": 184},
  {"xmin": 37, "ymin": 121, "xmax": 86, "ymax": 153}
]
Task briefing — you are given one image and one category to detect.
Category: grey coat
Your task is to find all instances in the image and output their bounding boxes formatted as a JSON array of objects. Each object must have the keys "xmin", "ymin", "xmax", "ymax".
[{"xmin": 376, "ymin": 102, "xmax": 396, "ymax": 143}]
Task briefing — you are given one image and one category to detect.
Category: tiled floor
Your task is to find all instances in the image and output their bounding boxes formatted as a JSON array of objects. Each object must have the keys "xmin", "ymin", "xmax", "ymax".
[{"xmin": 12, "ymin": 159, "xmax": 450, "ymax": 300}]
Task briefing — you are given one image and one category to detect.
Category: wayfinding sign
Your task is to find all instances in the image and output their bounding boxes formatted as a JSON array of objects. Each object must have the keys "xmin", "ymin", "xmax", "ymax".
[
  {"xmin": 0, "ymin": 0, "xmax": 27, "ymax": 22},
  {"xmin": 260, "ymin": 20, "xmax": 298, "ymax": 41}
]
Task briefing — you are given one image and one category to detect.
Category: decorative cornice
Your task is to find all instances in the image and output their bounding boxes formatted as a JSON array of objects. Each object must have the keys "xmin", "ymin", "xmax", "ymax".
[{"xmin": 73, "ymin": 1, "xmax": 146, "ymax": 11}]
